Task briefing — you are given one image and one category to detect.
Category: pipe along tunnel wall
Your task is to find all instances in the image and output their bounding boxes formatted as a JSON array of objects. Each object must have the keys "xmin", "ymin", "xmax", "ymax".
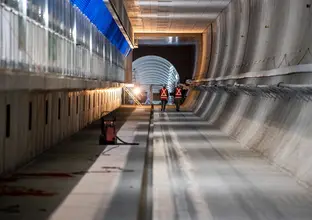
[
  {"xmin": 0, "ymin": 88, "xmax": 122, "ymax": 175},
  {"xmin": 185, "ymin": 0, "xmax": 312, "ymax": 187}
]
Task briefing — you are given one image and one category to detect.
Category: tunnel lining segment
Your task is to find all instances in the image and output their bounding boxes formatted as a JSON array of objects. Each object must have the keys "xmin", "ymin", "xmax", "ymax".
[{"xmin": 193, "ymin": 64, "xmax": 312, "ymax": 83}]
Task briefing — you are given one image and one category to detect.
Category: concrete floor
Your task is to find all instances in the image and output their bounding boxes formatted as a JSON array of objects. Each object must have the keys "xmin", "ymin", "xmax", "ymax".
[
  {"xmin": 2, "ymin": 106, "xmax": 312, "ymax": 220},
  {"xmin": 0, "ymin": 106, "xmax": 151, "ymax": 220},
  {"xmin": 153, "ymin": 109, "xmax": 312, "ymax": 220}
]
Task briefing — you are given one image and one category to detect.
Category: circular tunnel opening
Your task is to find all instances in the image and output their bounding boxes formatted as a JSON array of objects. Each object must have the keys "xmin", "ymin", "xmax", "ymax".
[{"xmin": 132, "ymin": 55, "xmax": 180, "ymax": 104}]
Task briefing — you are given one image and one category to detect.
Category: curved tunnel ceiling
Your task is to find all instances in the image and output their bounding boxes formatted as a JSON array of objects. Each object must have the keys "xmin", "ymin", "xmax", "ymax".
[
  {"xmin": 132, "ymin": 55, "xmax": 180, "ymax": 93},
  {"xmin": 133, "ymin": 45, "xmax": 195, "ymax": 83},
  {"xmin": 124, "ymin": 0, "xmax": 231, "ymax": 33}
]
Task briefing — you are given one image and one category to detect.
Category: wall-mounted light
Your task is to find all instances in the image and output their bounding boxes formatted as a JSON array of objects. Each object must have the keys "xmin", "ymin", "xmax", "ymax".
[{"xmin": 133, "ymin": 87, "xmax": 141, "ymax": 95}]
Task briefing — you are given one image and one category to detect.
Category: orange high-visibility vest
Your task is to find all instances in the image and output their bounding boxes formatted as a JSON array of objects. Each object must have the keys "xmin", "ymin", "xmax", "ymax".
[
  {"xmin": 175, "ymin": 88, "xmax": 182, "ymax": 99},
  {"xmin": 160, "ymin": 88, "xmax": 168, "ymax": 100}
]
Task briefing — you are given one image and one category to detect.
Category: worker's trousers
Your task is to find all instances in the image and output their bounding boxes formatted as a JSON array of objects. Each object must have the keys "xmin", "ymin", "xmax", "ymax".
[
  {"xmin": 175, "ymin": 98, "xmax": 181, "ymax": 111},
  {"xmin": 161, "ymin": 99, "xmax": 167, "ymax": 112}
]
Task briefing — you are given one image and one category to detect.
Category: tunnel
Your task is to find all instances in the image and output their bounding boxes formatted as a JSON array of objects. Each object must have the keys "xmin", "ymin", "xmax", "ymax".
[
  {"xmin": 132, "ymin": 55, "xmax": 180, "ymax": 104},
  {"xmin": 1, "ymin": 0, "xmax": 312, "ymax": 219},
  {"xmin": 132, "ymin": 55, "xmax": 180, "ymax": 92}
]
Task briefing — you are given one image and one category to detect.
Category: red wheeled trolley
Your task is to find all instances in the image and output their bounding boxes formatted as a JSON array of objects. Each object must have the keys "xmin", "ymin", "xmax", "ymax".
[
  {"xmin": 99, "ymin": 116, "xmax": 117, "ymax": 145},
  {"xmin": 99, "ymin": 114, "xmax": 139, "ymax": 146}
]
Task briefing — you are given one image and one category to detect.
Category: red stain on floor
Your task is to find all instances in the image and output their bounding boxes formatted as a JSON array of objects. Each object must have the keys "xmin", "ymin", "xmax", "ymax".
[
  {"xmin": 16, "ymin": 173, "xmax": 74, "ymax": 178},
  {"xmin": 0, "ymin": 172, "xmax": 74, "ymax": 183},
  {"xmin": 0, "ymin": 185, "xmax": 56, "ymax": 197}
]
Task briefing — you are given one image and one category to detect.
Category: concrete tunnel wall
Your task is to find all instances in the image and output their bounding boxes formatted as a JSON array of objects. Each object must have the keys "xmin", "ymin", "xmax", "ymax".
[
  {"xmin": 185, "ymin": 0, "xmax": 312, "ymax": 187},
  {"xmin": 0, "ymin": 87, "xmax": 122, "ymax": 174}
]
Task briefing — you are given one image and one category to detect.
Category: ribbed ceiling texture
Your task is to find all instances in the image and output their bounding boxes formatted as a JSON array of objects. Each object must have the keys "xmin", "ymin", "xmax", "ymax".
[
  {"xmin": 124, "ymin": 0, "xmax": 230, "ymax": 33},
  {"xmin": 132, "ymin": 55, "xmax": 180, "ymax": 93}
]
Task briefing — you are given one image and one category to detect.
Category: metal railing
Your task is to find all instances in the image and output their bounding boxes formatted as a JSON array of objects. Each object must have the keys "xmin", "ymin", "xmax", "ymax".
[
  {"xmin": 123, "ymin": 86, "xmax": 142, "ymax": 106},
  {"xmin": 0, "ymin": 3, "xmax": 125, "ymax": 82}
]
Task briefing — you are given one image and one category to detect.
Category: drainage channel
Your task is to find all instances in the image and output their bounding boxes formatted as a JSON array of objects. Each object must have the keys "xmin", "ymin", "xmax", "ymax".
[{"xmin": 138, "ymin": 104, "xmax": 154, "ymax": 220}]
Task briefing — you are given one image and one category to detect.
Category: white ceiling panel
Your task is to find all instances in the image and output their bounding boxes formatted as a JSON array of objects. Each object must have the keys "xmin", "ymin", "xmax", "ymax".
[{"xmin": 124, "ymin": 0, "xmax": 231, "ymax": 33}]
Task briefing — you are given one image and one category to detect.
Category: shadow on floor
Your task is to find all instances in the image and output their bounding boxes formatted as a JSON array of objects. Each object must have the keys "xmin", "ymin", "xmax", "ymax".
[
  {"xmin": 0, "ymin": 107, "xmax": 136, "ymax": 220},
  {"xmin": 97, "ymin": 121, "xmax": 150, "ymax": 220}
]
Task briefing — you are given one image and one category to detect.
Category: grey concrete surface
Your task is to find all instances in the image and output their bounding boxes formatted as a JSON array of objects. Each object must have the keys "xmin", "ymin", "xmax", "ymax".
[
  {"xmin": 0, "ymin": 69, "xmax": 121, "ymax": 91},
  {"xmin": 197, "ymin": 0, "xmax": 312, "ymax": 80},
  {"xmin": 183, "ymin": 0, "xmax": 312, "ymax": 190},
  {"xmin": 188, "ymin": 74, "xmax": 312, "ymax": 188},
  {"xmin": 0, "ymin": 106, "xmax": 150, "ymax": 220},
  {"xmin": 153, "ymin": 109, "xmax": 312, "ymax": 220},
  {"xmin": 0, "ymin": 88, "xmax": 122, "ymax": 174}
]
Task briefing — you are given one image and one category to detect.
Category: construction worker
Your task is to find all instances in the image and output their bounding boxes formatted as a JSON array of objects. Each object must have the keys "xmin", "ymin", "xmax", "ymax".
[
  {"xmin": 159, "ymin": 85, "xmax": 169, "ymax": 112},
  {"xmin": 174, "ymin": 84, "xmax": 183, "ymax": 111}
]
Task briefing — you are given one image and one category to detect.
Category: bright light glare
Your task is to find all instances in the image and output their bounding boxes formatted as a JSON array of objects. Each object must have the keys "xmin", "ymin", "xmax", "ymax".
[
  {"xmin": 133, "ymin": 87, "xmax": 141, "ymax": 95},
  {"xmin": 44, "ymin": 8, "xmax": 49, "ymax": 26},
  {"xmin": 168, "ymin": 36, "xmax": 173, "ymax": 43}
]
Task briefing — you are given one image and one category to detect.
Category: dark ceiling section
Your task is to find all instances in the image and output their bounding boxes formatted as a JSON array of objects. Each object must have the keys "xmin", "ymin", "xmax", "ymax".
[{"xmin": 133, "ymin": 45, "xmax": 196, "ymax": 83}]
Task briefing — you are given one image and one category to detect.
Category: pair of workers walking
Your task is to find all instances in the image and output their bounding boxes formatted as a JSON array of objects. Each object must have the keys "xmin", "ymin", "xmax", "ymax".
[{"xmin": 159, "ymin": 85, "xmax": 183, "ymax": 112}]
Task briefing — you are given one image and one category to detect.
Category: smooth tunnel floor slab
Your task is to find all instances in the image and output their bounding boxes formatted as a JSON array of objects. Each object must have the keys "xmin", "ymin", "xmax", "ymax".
[
  {"xmin": 153, "ymin": 109, "xmax": 312, "ymax": 220},
  {"xmin": 1, "ymin": 106, "xmax": 312, "ymax": 220}
]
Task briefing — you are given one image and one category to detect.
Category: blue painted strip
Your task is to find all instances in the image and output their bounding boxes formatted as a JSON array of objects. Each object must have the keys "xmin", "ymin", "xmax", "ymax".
[{"xmin": 70, "ymin": 0, "xmax": 131, "ymax": 56}]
